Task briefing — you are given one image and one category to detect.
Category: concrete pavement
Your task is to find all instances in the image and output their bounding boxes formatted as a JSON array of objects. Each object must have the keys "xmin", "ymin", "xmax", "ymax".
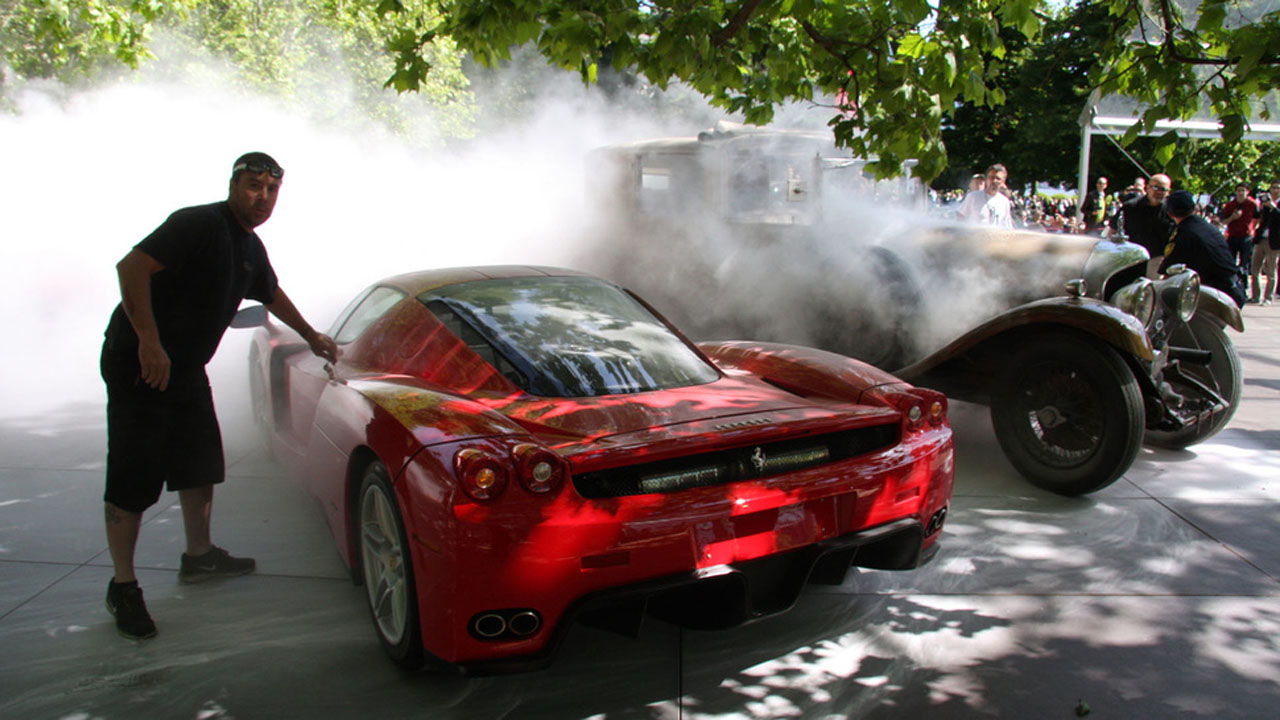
[{"xmin": 1, "ymin": 303, "xmax": 1277, "ymax": 719}]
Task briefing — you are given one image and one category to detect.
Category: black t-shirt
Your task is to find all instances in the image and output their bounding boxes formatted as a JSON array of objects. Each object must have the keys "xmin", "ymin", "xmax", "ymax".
[
  {"xmin": 1122, "ymin": 195, "xmax": 1175, "ymax": 257},
  {"xmin": 104, "ymin": 201, "xmax": 279, "ymax": 370},
  {"xmin": 1259, "ymin": 203, "xmax": 1280, "ymax": 249}
]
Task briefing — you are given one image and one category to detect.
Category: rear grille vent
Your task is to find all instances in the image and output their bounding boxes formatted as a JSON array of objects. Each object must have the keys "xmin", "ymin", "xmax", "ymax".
[{"xmin": 573, "ymin": 423, "xmax": 899, "ymax": 499}]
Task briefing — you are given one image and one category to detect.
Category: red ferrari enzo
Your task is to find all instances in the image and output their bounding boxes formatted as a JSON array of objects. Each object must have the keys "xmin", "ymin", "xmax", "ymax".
[{"xmin": 243, "ymin": 266, "xmax": 953, "ymax": 672}]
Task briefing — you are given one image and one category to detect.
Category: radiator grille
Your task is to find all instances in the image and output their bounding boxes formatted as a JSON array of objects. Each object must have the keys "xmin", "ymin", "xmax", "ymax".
[{"xmin": 573, "ymin": 423, "xmax": 899, "ymax": 499}]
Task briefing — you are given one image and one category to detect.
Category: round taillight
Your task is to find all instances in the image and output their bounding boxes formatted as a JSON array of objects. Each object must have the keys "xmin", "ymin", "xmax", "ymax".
[
  {"xmin": 928, "ymin": 398, "xmax": 946, "ymax": 426},
  {"xmin": 512, "ymin": 443, "xmax": 566, "ymax": 494},
  {"xmin": 454, "ymin": 448, "xmax": 509, "ymax": 501}
]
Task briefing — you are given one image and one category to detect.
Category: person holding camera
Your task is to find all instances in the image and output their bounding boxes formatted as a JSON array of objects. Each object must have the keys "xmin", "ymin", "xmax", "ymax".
[
  {"xmin": 1253, "ymin": 182, "xmax": 1280, "ymax": 305},
  {"xmin": 1219, "ymin": 182, "xmax": 1261, "ymax": 277}
]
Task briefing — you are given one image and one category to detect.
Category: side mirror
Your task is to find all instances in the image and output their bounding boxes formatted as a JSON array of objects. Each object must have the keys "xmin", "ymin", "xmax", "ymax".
[{"xmin": 230, "ymin": 305, "xmax": 269, "ymax": 329}]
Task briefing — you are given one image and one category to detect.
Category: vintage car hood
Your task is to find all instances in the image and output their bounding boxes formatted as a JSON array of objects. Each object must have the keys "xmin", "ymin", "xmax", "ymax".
[{"xmin": 909, "ymin": 225, "xmax": 1099, "ymax": 305}]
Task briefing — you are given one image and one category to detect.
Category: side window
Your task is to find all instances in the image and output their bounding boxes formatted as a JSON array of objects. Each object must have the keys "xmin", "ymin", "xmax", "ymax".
[
  {"xmin": 334, "ymin": 287, "xmax": 406, "ymax": 345},
  {"xmin": 425, "ymin": 301, "xmax": 527, "ymax": 387}
]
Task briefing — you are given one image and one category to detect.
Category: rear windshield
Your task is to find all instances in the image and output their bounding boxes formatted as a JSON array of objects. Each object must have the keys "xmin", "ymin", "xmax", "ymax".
[{"xmin": 420, "ymin": 276, "xmax": 719, "ymax": 397}]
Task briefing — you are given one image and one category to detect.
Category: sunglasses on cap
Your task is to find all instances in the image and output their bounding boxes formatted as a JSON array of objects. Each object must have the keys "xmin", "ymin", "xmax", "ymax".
[{"xmin": 233, "ymin": 161, "xmax": 284, "ymax": 179}]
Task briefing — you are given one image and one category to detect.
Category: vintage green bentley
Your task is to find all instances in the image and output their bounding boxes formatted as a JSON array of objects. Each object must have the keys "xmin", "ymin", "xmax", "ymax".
[{"xmin": 584, "ymin": 123, "xmax": 1243, "ymax": 495}]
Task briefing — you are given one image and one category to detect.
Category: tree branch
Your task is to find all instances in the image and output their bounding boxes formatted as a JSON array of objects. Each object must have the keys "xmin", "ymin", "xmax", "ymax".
[
  {"xmin": 1156, "ymin": 0, "xmax": 1280, "ymax": 66},
  {"xmin": 712, "ymin": 0, "xmax": 769, "ymax": 47}
]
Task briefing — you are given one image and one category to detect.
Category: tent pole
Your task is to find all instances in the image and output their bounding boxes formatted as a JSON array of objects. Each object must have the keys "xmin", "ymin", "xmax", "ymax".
[{"xmin": 1077, "ymin": 118, "xmax": 1092, "ymax": 231}]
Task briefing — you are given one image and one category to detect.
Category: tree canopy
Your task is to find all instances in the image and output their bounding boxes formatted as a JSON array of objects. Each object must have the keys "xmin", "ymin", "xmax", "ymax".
[
  {"xmin": 1, "ymin": 0, "xmax": 473, "ymax": 143},
  {"xmin": 4, "ymin": 0, "xmax": 1279, "ymax": 179}
]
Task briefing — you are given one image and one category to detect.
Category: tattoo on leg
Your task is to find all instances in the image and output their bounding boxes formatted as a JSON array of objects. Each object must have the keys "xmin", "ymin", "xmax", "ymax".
[{"xmin": 106, "ymin": 505, "xmax": 124, "ymax": 525}]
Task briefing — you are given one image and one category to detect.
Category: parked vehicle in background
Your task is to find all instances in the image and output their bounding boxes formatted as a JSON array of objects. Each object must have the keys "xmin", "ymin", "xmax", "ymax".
[
  {"xmin": 584, "ymin": 123, "xmax": 1243, "ymax": 496},
  {"xmin": 241, "ymin": 265, "xmax": 954, "ymax": 672}
]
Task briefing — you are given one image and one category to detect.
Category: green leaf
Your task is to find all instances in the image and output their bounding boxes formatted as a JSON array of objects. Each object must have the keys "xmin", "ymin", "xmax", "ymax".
[{"xmin": 1154, "ymin": 131, "xmax": 1179, "ymax": 167}]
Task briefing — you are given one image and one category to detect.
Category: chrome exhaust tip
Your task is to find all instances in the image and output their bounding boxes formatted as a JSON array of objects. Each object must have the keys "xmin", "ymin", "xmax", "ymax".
[
  {"xmin": 473, "ymin": 613, "xmax": 507, "ymax": 639},
  {"xmin": 508, "ymin": 610, "xmax": 541, "ymax": 637},
  {"xmin": 926, "ymin": 506, "xmax": 948, "ymax": 535},
  {"xmin": 469, "ymin": 609, "xmax": 544, "ymax": 641}
]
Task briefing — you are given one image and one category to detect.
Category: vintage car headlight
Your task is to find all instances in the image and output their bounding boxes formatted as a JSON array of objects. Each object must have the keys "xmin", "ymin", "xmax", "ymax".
[
  {"xmin": 1108, "ymin": 278, "xmax": 1156, "ymax": 328},
  {"xmin": 1155, "ymin": 269, "xmax": 1200, "ymax": 322}
]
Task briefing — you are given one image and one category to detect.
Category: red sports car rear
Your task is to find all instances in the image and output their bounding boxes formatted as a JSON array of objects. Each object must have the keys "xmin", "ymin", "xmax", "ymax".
[{"xmin": 246, "ymin": 266, "xmax": 953, "ymax": 672}]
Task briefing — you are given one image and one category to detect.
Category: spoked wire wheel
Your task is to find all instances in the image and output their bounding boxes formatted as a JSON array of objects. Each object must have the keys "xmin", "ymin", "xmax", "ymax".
[{"xmin": 992, "ymin": 335, "xmax": 1144, "ymax": 495}]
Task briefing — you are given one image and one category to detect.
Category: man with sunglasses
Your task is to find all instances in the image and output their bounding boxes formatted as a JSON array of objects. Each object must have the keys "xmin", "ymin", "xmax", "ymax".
[
  {"xmin": 1121, "ymin": 173, "xmax": 1175, "ymax": 276},
  {"xmin": 100, "ymin": 152, "xmax": 338, "ymax": 640}
]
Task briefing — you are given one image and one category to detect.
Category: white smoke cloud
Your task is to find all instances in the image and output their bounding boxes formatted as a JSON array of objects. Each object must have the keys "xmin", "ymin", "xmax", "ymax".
[
  {"xmin": 0, "ymin": 59, "xmax": 722, "ymax": 419},
  {"xmin": 0, "ymin": 50, "xmax": 1078, "ymax": 422}
]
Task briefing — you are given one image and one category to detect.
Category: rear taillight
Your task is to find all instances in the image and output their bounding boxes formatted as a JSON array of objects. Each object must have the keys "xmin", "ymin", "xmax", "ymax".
[
  {"xmin": 862, "ymin": 385, "xmax": 948, "ymax": 433},
  {"xmin": 454, "ymin": 448, "xmax": 509, "ymax": 501},
  {"xmin": 513, "ymin": 443, "xmax": 566, "ymax": 494},
  {"xmin": 453, "ymin": 443, "xmax": 567, "ymax": 501}
]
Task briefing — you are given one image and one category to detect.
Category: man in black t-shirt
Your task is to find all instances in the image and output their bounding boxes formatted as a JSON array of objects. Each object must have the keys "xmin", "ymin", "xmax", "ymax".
[{"xmin": 101, "ymin": 152, "xmax": 337, "ymax": 640}]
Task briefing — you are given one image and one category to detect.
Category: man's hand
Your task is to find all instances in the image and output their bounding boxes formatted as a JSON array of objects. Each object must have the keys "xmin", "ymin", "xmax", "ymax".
[
  {"xmin": 306, "ymin": 331, "xmax": 338, "ymax": 363},
  {"xmin": 138, "ymin": 336, "xmax": 171, "ymax": 391},
  {"xmin": 265, "ymin": 287, "xmax": 337, "ymax": 364}
]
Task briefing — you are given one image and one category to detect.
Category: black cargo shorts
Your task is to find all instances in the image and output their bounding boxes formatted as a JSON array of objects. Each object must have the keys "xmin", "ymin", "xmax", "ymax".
[{"xmin": 101, "ymin": 346, "xmax": 225, "ymax": 513}]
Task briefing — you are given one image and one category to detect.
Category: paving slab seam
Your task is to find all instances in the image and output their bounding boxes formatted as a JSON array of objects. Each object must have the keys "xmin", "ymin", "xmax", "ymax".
[
  {"xmin": 0, "ymin": 560, "xmax": 84, "ymax": 623},
  {"xmin": 1147, "ymin": 497, "xmax": 1280, "ymax": 585}
]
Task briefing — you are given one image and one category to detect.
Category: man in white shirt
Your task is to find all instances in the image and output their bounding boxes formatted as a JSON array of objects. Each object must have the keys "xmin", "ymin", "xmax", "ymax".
[{"xmin": 957, "ymin": 163, "xmax": 1014, "ymax": 229}]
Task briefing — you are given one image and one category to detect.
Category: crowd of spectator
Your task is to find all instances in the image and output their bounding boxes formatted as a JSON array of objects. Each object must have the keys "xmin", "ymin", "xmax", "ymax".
[
  {"xmin": 931, "ymin": 184, "xmax": 1082, "ymax": 232},
  {"xmin": 931, "ymin": 169, "xmax": 1279, "ymax": 307}
]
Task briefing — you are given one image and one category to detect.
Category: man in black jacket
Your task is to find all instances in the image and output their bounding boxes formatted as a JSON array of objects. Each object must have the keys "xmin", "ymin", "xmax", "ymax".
[
  {"xmin": 1122, "ymin": 173, "xmax": 1174, "ymax": 275},
  {"xmin": 101, "ymin": 152, "xmax": 338, "ymax": 640},
  {"xmin": 1161, "ymin": 189, "xmax": 1248, "ymax": 307}
]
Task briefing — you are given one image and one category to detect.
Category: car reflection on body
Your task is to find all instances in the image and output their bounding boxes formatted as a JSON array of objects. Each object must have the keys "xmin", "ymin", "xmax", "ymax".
[{"xmin": 240, "ymin": 266, "xmax": 954, "ymax": 672}]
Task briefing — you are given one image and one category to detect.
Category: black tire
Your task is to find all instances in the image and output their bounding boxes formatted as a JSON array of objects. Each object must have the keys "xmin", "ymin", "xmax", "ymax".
[
  {"xmin": 991, "ymin": 334, "xmax": 1144, "ymax": 495},
  {"xmin": 357, "ymin": 462, "xmax": 424, "ymax": 668},
  {"xmin": 1145, "ymin": 314, "xmax": 1242, "ymax": 449}
]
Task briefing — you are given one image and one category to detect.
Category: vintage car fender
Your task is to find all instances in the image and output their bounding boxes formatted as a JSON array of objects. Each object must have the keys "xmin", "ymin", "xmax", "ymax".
[
  {"xmin": 1193, "ymin": 286, "xmax": 1245, "ymax": 332},
  {"xmin": 698, "ymin": 340, "xmax": 906, "ymax": 402},
  {"xmin": 895, "ymin": 296, "xmax": 1155, "ymax": 381}
]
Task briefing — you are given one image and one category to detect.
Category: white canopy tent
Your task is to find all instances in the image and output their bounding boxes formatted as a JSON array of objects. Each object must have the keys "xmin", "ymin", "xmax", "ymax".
[{"xmin": 1076, "ymin": 89, "xmax": 1280, "ymax": 210}]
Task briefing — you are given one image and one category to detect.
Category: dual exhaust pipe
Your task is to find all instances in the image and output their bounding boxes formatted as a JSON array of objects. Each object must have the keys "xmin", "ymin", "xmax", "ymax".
[
  {"xmin": 925, "ymin": 506, "xmax": 948, "ymax": 536},
  {"xmin": 471, "ymin": 609, "xmax": 542, "ymax": 640}
]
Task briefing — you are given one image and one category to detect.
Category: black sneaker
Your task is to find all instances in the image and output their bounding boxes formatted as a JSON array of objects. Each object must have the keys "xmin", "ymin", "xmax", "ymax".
[
  {"xmin": 106, "ymin": 579, "xmax": 157, "ymax": 640},
  {"xmin": 178, "ymin": 546, "xmax": 256, "ymax": 584}
]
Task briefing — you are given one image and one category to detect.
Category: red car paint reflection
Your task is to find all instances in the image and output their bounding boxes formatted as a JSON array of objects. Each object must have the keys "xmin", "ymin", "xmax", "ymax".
[{"xmin": 246, "ymin": 266, "xmax": 954, "ymax": 672}]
